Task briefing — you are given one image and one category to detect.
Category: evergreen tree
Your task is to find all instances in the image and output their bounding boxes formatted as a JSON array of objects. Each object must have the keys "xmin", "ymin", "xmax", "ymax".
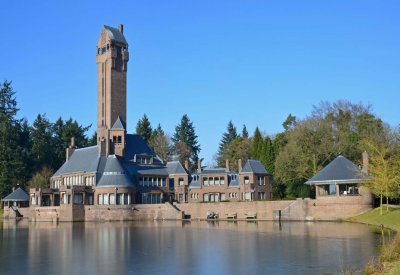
[
  {"xmin": 172, "ymin": 114, "xmax": 201, "ymax": 171},
  {"xmin": 260, "ymin": 137, "xmax": 275, "ymax": 176},
  {"xmin": 219, "ymin": 137, "xmax": 251, "ymax": 172},
  {"xmin": 251, "ymin": 127, "xmax": 263, "ymax": 160},
  {"xmin": 136, "ymin": 114, "xmax": 153, "ymax": 143},
  {"xmin": 217, "ymin": 121, "xmax": 238, "ymax": 166},
  {"xmin": 242, "ymin": 125, "xmax": 249, "ymax": 139},
  {"xmin": 0, "ymin": 81, "xmax": 27, "ymax": 197},
  {"xmin": 31, "ymin": 114, "xmax": 54, "ymax": 170},
  {"xmin": 88, "ymin": 131, "xmax": 97, "ymax": 146},
  {"xmin": 53, "ymin": 117, "xmax": 91, "ymax": 169}
]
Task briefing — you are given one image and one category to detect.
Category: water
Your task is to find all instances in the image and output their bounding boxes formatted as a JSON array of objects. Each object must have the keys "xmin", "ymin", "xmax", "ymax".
[{"xmin": 0, "ymin": 220, "xmax": 386, "ymax": 274}]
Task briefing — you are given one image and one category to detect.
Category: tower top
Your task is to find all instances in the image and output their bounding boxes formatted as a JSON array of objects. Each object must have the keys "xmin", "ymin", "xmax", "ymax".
[{"xmin": 97, "ymin": 25, "xmax": 128, "ymax": 47}]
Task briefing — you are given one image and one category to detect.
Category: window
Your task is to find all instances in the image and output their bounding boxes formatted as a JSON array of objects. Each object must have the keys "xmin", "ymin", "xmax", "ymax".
[
  {"xmin": 74, "ymin": 193, "xmax": 83, "ymax": 204},
  {"xmin": 179, "ymin": 178, "xmax": 184, "ymax": 186},
  {"xmin": 117, "ymin": 136, "xmax": 122, "ymax": 144},
  {"xmin": 116, "ymin": 194, "xmax": 122, "ymax": 205},
  {"xmin": 124, "ymin": 194, "xmax": 129, "ymax": 205},
  {"xmin": 210, "ymin": 177, "xmax": 214, "ymax": 186},
  {"xmin": 220, "ymin": 177, "xmax": 225, "ymax": 185},
  {"xmin": 98, "ymin": 194, "xmax": 103, "ymax": 205},
  {"xmin": 109, "ymin": 194, "xmax": 115, "ymax": 205},
  {"xmin": 215, "ymin": 177, "xmax": 220, "ymax": 185},
  {"xmin": 203, "ymin": 193, "xmax": 209, "ymax": 202},
  {"xmin": 31, "ymin": 195, "xmax": 36, "ymax": 205},
  {"xmin": 244, "ymin": 176, "xmax": 249, "ymax": 184},
  {"xmin": 221, "ymin": 193, "xmax": 226, "ymax": 201},
  {"xmin": 203, "ymin": 177, "xmax": 209, "ymax": 185},
  {"xmin": 258, "ymin": 192, "xmax": 266, "ymax": 200},
  {"xmin": 104, "ymin": 194, "xmax": 109, "ymax": 205},
  {"xmin": 101, "ymin": 47, "xmax": 106, "ymax": 54},
  {"xmin": 243, "ymin": 192, "xmax": 251, "ymax": 201},
  {"xmin": 258, "ymin": 176, "xmax": 265, "ymax": 185}
]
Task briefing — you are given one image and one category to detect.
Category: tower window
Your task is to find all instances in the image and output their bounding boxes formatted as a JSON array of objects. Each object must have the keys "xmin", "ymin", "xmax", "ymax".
[
  {"xmin": 117, "ymin": 136, "xmax": 122, "ymax": 144},
  {"xmin": 101, "ymin": 47, "xmax": 106, "ymax": 54}
]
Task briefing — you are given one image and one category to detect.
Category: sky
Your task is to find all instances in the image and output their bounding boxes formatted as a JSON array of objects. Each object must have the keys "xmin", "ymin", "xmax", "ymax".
[{"xmin": 1, "ymin": 1, "xmax": 399, "ymax": 164}]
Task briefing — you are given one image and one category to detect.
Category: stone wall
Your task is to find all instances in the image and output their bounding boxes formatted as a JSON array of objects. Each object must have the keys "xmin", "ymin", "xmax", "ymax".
[
  {"xmin": 84, "ymin": 203, "xmax": 182, "ymax": 221},
  {"xmin": 177, "ymin": 200, "xmax": 293, "ymax": 220}
]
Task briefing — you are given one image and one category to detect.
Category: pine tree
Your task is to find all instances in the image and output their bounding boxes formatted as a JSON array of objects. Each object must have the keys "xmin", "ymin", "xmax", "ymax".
[
  {"xmin": 260, "ymin": 137, "xmax": 275, "ymax": 176},
  {"xmin": 149, "ymin": 124, "xmax": 172, "ymax": 163},
  {"xmin": 172, "ymin": 114, "xmax": 201, "ymax": 171},
  {"xmin": 31, "ymin": 114, "xmax": 54, "ymax": 170},
  {"xmin": 136, "ymin": 114, "xmax": 153, "ymax": 143},
  {"xmin": 242, "ymin": 125, "xmax": 249, "ymax": 139},
  {"xmin": 0, "ymin": 81, "xmax": 27, "ymax": 197},
  {"xmin": 217, "ymin": 121, "xmax": 238, "ymax": 166},
  {"xmin": 251, "ymin": 127, "xmax": 263, "ymax": 160}
]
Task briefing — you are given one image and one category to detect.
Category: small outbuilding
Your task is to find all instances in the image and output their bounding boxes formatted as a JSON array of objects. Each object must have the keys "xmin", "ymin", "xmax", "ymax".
[
  {"xmin": 2, "ymin": 187, "xmax": 30, "ymax": 208},
  {"xmin": 305, "ymin": 155, "xmax": 370, "ymax": 199}
]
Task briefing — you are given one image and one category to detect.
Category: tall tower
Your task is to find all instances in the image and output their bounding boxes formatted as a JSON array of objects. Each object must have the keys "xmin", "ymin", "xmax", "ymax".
[{"xmin": 96, "ymin": 24, "xmax": 129, "ymax": 156}]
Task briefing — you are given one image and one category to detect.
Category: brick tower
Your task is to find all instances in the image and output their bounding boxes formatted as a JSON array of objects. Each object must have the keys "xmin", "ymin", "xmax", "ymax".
[{"xmin": 96, "ymin": 24, "xmax": 129, "ymax": 157}]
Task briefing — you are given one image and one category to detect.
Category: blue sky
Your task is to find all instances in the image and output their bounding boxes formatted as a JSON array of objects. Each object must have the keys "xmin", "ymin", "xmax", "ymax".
[{"xmin": 1, "ymin": 1, "xmax": 399, "ymax": 164}]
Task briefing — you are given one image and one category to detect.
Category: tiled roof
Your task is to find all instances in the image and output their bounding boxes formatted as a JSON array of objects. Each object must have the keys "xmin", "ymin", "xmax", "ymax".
[
  {"xmin": 52, "ymin": 146, "xmax": 100, "ymax": 177},
  {"xmin": 104, "ymin": 25, "xmax": 127, "ymax": 44},
  {"xmin": 2, "ymin": 187, "xmax": 29, "ymax": 201},
  {"xmin": 241, "ymin": 160, "xmax": 269, "ymax": 174},
  {"xmin": 124, "ymin": 134, "xmax": 161, "ymax": 163},
  {"xmin": 97, "ymin": 155, "xmax": 133, "ymax": 188},
  {"xmin": 166, "ymin": 161, "xmax": 187, "ymax": 175},
  {"xmin": 111, "ymin": 116, "xmax": 126, "ymax": 130},
  {"xmin": 305, "ymin": 155, "xmax": 367, "ymax": 185}
]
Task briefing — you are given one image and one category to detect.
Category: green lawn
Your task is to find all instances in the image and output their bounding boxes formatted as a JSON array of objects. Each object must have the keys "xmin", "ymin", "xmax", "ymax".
[{"xmin": 347, "ymin": 207, "xmax": 400, "ymax": 231}]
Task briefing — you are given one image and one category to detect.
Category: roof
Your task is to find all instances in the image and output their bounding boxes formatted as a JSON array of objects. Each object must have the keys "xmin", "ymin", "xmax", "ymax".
[
  {"xmin": 103, "ymin": 25, "xmax": 127, "ymax": 44},
  {"xmin": 241, "ymin": 160, "xmax": 269, "ymax": 175},
  {"xmin": 2, "ymin": 187, "xmax": 29, "ymax": 202},
  {"xmin": 96, "ymin": 155, "xmax": 133, "ymax": 188},
  {"xmin": 305, "ymin": 155, "xmax": 368, "ymax": 185},
  {"xmin": 124, "ymin": 134, "xmax": 161, "ymax": 163},
  {"xmin": 124, "ymin": 163, "xmax": 169, "ymax": 177},
  {"xmin": 202, "ymin": 167, "xmax": 228, "ymax": 174},
  {"xmin": 111, "ymin": 116, "xmax": 126, "ymax": 130},
  {"xmin": 166, "ymin": 161, "xmax": 188, "ymax": 175},
  {"xmin": 227, "ymin": 172, "xmax": 240, "ymax": 188},
  {"xmin": 53, "ymin": 146, "xmax": 100, "ymax": 177}
]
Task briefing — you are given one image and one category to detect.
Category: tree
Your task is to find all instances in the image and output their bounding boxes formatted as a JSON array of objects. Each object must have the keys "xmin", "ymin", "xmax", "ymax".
[
  {"xmin": 31, "ymin": 114, "xmax": 54, "ymax": 170},
  {"xmin": 362, "ymin": 139, "xmax": 400, "ymax": 215},
  {"xmin": 242, "ymin": 125, "xmax": 249, "ymax": 139},
  {"xmin": 88, "ymin": 131, "xmax": 97, "ymax": 146},
  {"xmin": 136, "ymin": 114, "xmax": 152, "ymax": 143},
  {"xmin": 282, "ymin": 114, "xmax": 296, "ymax": 131},
  {"xmin": 217, "ymin": 121, "xmax": 238, "ymax": 167},
  {"xmin": 260, "ymin": 137, "xmax": 275, "ymax": 176},
  {"xmin": 251, "ymin": 127, "xmax": 263, "ymax": 160},
  {"xmin": 149, "ymin": 124, "xmax": 172, "ymax": 162},
  {"xmin": 219, "ymin": 137, "xmax": 251, "ymax": 172},
  {"xmin": 28, "ymin": 166, "xmax": 54, "ymax": 189},
  {"xmin": 172, "ymin": 114, "xmax": 201, "ymax": 171},
  {"xmin": 53, "ymin": 117, "xmax": 91, "ymax": 169},
  {"xmin": 0, "ymin": 81, "xmax": 28, "ymax": 197}
]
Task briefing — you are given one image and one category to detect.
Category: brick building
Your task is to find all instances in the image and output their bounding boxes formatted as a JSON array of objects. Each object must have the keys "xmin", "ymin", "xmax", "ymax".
[{"xmin": 24, "ymin": 24, "xmax": 272, "ymax": 208}]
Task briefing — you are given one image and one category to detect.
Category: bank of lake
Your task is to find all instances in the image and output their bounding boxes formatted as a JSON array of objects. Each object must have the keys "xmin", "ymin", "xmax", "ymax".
[{"xmin": 347, "ymin": 207, "xmax": 400, "ymax": 274}]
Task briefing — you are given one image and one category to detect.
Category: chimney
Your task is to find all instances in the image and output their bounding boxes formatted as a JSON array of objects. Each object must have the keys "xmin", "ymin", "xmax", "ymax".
[
  {"xmin": 225, "ymin": 159, "xmax": 230, "ymax": 171},
  {"xmin": 70, "ymin": 137, "xmax": 75, "ymax": 148},
  {"xmin": 238, "ymin": 159, "xmax": 242, "ymax": 172},
  {"xmin": 362, "ymin": 151, "xmax": 369, "ymax": 174},
  {"xmin": 118, "ymin": 24, "xmax": 124, "ymax": 34},
  {"xmin": 197, "ymin": 159, "xmax": 202, "ymax": 173},
  {"xmin": 184, "ymin": 160, "xmax": 189, "ymax": 171},
  {"xmin": 66, "ymin": 137, "xmax": 76, "ymax": 161}
]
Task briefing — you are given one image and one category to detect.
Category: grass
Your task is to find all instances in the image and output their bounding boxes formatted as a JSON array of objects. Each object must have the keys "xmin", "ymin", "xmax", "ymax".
[
  {"xmin": 347, "ymin": 207, "xmax": 400, "ymax": 231},
  {"xmin": 347, "ymin": 207, "xmax": 400, "ymax": 274}
]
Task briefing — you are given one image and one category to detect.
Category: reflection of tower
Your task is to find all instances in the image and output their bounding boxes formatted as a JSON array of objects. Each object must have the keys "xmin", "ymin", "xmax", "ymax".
[{"xmin": 96, "ymin": 24, "xmax": 129, "ymax": 157}]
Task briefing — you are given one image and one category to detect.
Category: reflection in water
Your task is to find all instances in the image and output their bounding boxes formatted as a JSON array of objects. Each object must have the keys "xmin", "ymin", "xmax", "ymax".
[{"xmin": 1, "ymin": 220, "xmax": 388, "ymax": 275}]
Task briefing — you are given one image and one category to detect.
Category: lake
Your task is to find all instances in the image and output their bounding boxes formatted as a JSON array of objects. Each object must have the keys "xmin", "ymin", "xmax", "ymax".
[{"xmin": 0, "ymin": 220, "xmax": 387, "ymax": 274}]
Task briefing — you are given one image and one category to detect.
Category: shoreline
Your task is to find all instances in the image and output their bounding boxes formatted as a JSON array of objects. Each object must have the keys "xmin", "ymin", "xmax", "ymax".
[{"xmin": 346, "ymin": 207, "xmax": 400, "ymax": 274}]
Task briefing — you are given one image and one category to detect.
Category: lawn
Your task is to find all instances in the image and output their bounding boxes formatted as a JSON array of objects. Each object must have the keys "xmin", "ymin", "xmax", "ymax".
[{"xmin": 347, "ymin": 207, "xmax": 400, "ymax": 232}]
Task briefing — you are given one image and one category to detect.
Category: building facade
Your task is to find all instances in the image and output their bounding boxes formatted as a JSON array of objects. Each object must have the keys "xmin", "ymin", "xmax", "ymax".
[{"xmin": 25, "ymin": 24, "xmax": 272, "ymax": 208}]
